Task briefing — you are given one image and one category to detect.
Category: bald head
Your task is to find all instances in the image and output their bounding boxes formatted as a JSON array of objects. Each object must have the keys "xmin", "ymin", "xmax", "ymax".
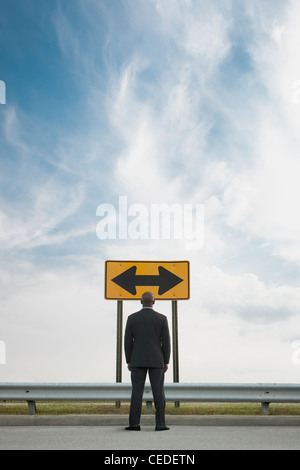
[{"xmin": 141, "ymin": 291, "xmax": 155, "ymax": 307}]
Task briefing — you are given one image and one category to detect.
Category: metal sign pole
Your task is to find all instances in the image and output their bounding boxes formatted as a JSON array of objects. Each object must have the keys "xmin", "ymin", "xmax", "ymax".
[
  {"xmin": 172, "ymin": 300, "xmax": 180, "ymax": 407},
  {"xmin": 116, "ymin": 300, "xmax": 123, "ymax": 408}
]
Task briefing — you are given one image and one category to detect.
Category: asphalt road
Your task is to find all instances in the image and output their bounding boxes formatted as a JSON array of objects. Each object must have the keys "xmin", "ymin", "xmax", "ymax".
[{"xmin": 1, "ymin": 424, "xmax": 300, "ymax": 450}]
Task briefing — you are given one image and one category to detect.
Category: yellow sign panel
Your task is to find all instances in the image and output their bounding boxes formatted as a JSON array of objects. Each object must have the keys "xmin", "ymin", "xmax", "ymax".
[{"xmin": 105, "ymin": 261, "xmax": 190, "ymax": 300}]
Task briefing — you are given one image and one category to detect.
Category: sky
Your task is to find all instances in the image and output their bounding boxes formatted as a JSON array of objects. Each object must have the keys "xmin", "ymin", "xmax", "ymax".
[{"xmin": 1, "ymin": 0, "xmax": 300, "ymax": 384}]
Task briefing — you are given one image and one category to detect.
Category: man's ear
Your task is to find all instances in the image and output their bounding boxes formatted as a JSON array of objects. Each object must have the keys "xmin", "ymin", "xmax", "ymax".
[{"xmin": 153, "ymin": 300, "xmax": 155, "ymax": 305}]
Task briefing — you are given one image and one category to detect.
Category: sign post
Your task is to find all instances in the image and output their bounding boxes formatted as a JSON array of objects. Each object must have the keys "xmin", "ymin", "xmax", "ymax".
[
  {"xmin": 172, "ymin": 300, "xmax": 180, "ymax": 407},
  {"xmin": 105, "ymin": 260, "xmax": 190, "ymax": 407},
  {"xmin": 115, "ymin": 300, "xmax": 123, "ymax": 408}
]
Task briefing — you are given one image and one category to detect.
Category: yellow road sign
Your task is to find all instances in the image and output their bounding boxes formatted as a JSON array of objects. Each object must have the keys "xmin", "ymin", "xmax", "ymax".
[{"xmin": 105, "ymin": 260, "xmax": 190, "ymax": 300}]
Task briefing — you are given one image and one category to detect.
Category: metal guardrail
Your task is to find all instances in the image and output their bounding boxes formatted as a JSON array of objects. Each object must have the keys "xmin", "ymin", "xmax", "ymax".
[{"xmin": 1, "ymin": 383, "xmax": 300, "ymax": 415}]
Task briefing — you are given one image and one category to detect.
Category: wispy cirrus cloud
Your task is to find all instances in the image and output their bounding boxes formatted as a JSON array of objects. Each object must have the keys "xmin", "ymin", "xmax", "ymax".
[
  {"xmin": 0, "ymin": 178, "xmax": 87, "ymax": 251},
  {"xmin": 216, "ymin": 0, "xmax": 300, "ymax": 265},
  {"xmin": 103, "ymin": 1, "xmax": 233, "ymax": 204}
]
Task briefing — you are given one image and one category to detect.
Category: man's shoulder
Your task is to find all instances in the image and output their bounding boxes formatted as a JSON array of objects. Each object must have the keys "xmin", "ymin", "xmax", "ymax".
[
  {"xmin": 152, "ymin": 309, "xmax": 167, "ymax": 319},
  {"xmin": 128, "ymin": 308, "xmax": 167, "ymax": 320},
  {"xmin": 146, "ymin": 308, "xmax": 168, "ymax": 323},
  {"xmin": 127, "ymin": 310, "xmax": 140, "ymax": 320}
]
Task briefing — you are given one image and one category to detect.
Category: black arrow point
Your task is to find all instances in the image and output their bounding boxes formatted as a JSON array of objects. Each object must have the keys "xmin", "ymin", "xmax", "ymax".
[
  {"xmin": 157, "ymin": 266, "xmax": 183, "ymax": 295},
  {"xmin": 112, "ymin": 266, "xmax": 137, "ymax": 295}
]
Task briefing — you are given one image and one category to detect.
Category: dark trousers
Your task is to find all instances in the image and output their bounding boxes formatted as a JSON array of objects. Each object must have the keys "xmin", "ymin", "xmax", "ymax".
[{"xmin": 129, "ymin": 367, "xmax": 166, "ymax": 427}]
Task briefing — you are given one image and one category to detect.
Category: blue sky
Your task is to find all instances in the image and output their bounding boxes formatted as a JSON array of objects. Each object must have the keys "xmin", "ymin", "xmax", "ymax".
[{"xmin": 1, "ymin": 0, "xmax": 300, "ymax": 383}]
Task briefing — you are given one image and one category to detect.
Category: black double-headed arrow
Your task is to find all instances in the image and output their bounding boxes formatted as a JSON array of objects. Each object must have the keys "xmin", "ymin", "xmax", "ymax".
[{"xmin": 112, "ymin": 265, "xmax": 183, "ymax": 296}]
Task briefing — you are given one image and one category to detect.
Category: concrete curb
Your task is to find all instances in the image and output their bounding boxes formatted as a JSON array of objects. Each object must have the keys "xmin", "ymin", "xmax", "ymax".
[{"xmin": 1, "ymin": 414, "xmax": 300, "ymax": 426}]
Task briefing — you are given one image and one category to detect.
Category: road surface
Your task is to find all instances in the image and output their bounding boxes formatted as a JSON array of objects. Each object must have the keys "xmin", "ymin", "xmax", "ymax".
[{"xmin": 1, "ymin": 424, "xmax": 300, "ymax": 450}]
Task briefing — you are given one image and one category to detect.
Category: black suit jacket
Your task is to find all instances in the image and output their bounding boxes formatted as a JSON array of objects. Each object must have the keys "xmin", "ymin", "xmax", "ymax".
[{"xmin": 124, "ymin": 307, "xmax": 171, "ymax": 368}]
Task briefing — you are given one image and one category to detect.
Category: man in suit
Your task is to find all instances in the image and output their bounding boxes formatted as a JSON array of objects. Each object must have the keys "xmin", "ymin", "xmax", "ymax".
[{"xmin": 124, "ymin": 291, "xmax": 171, "ymax": 431}]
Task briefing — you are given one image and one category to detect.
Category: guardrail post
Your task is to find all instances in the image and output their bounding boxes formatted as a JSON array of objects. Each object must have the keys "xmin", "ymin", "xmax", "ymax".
[
  {"xmin": 261, "ymin": 402, "xmax": 270, "ymax": 415},
  {"xmin": 27, "ymin": 400, "xmax": 37, "ymax": 415},
  {"xmin": 146, "ymin": 401, "xmax": 153, "ymax": 414}
]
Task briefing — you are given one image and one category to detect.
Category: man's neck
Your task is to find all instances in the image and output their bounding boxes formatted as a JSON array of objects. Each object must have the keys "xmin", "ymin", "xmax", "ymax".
[{"xmin": 142, "ymin": 305, "xmax": 153, "ymax": 309}]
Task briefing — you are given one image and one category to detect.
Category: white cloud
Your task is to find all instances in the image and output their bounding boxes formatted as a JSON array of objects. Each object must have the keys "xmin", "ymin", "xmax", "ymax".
[
  {"xmin": 214, "ymin": 0, "xmax": 300, "ymax": 265},
  {"xmin": 0, "ymin": 260, "xmax": 117, "ymax": 382},
  {"xmin": 105, "ymin": 1, "xmax": 232, "ymax": 205},
  {"xmin": 154, "ymin": 0, "xmax": 230, "ymax": 64},
  {"xmin": 0, "ymin": 179, "xmax": 86, "ymax": 250},
  {"xmin": 197, "ymin": 265, "xmax": 300, "ymax": 322},
  {"xmin": 2, "ymin": 107, "xmax": 29, "ymax": 154}
]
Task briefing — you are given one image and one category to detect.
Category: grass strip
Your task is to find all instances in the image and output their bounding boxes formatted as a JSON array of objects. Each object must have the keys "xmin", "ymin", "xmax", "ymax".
[{"xmin": 1, "ymin": 401, "xmax": 300, "ymax": 416}]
